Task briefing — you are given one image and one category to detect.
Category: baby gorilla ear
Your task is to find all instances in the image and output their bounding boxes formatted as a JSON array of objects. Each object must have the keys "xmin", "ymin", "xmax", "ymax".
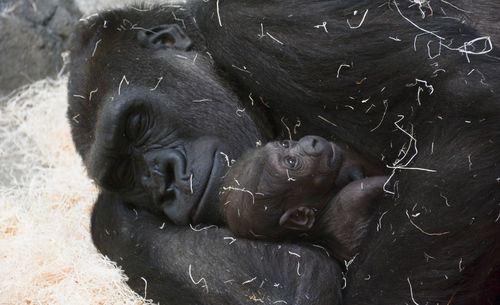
[{"xmin": 279, "ymin": 206, "xmax": 316, "ymax": 231}]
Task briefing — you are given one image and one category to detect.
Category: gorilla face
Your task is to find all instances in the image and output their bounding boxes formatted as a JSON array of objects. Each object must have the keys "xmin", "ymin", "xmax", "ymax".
[{"xmin": 68, "ymin": 14, "xmax": 267, "ymax": 225}]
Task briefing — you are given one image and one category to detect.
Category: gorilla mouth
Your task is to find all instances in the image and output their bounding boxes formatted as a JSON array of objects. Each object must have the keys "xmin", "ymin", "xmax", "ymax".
[{"xmin": 190, "ymin": 150, "xmax": 221, "ymax": 224}]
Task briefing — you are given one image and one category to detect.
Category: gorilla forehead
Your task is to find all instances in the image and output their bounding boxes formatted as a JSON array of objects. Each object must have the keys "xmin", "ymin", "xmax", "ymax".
[
  {"xmin": 69, "ymin": 6, "xmax": 262, "ymax": 152},
  {"xmin": 70, "ymin": 10, "xmax": 264, "ymax": 162}
]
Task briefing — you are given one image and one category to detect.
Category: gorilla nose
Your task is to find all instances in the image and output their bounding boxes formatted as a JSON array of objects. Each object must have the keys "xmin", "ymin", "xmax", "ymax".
[
  {"xmin": 143, "ymin": 149, "xmax": 189, "ymax": 203},
  {"xmin": 299, "ymin": 135, "xmax": 329, "ymax": 156}
]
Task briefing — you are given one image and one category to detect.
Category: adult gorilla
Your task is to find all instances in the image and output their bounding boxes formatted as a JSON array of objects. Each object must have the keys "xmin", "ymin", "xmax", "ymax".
[{"xmin": 67, "ymin": 1, "xmax": 500, "ymax": 304}]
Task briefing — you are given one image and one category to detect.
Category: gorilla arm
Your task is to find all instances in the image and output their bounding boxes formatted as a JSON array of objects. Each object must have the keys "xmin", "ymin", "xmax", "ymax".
[{"xmin": 91, "ymin": 192, "xmax": 343, "ymax": 305}]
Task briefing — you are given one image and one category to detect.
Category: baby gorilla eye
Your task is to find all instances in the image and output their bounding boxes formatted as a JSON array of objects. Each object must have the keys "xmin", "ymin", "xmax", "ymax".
[
  {"xmin": 284, "ymin": 156, "xmax": 297, "ymax": 168},
  {"xmin": 280, "ymin": 140, "xmax": 290, "ymax": 148}
]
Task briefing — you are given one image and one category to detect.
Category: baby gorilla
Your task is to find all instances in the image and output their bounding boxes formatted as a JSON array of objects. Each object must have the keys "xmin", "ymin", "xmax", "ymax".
[{"xmin": 220, "ymin": 136, "xmax": 388, "ymax": 260}]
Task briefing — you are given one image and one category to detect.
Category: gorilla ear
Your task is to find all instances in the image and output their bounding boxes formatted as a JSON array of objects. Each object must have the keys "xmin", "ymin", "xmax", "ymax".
[
  {"xmin": 279, "ymin": 206, "xmax": 315, "ymax": 231},
  {"xmin": 137, "ymin": 24, "xmax": 193, "ymax": 51}
]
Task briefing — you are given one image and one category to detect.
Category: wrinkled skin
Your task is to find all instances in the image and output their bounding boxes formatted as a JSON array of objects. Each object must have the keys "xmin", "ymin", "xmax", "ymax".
[{"xmin": 68, "ymin": 1, "xmax": 500, "ymax": 305}]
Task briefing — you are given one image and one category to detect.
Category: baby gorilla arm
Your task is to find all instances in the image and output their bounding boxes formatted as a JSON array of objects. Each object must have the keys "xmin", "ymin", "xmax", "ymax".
[{"xmin": 308, "ymin": 176, "xmax": 388, "ymax": 260}]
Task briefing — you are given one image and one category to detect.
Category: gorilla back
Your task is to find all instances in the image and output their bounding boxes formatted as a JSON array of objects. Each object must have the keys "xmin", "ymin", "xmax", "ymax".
[{"xmin": 68, "ymin": 1, "xmax": 500, "ymax": 304}]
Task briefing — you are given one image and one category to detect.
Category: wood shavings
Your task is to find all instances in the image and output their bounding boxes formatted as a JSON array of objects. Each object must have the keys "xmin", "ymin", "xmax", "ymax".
[
  {"xmin": 232, "ymin": 64, "xmax": 251, "ymax": 74},
  {"xmin": 189, "ymin": 224, "xmax": 218, "ymax": 232},
  {"xmin": 386, "ymin": 165, "xmax": 437, "ymax": 172},
  {"xmin": 171, "ymin": 11, "xmax": 186, "ymax": 29},
  {"xmin": 188, "ymin": 264, "xmax": 208, "ymax": 293},
  {"xmin": 314, "ymin": 21, "xmax": 328, "ymax": 33},
  {"xmin": 407, "ymin": 277, "xmax": 420, "ymax": 305},
  {"xmin": 347, "ymin": 9, "xmax": 368, "ymax": 29},
  {"xmin": 72, "ymin": 114, "xmax": 80, "ymax": 124},
  {"xmin": 377, "ymin": 210, "xmax": 389, "ymax": 232},
  {"xmin": 427, "ymin": 40, "xmax": 442, "ymax": 59},
  {"xmin": 370, "ymin": 100, "xmax": 388, "ymax": 132},
  {"xmin": 318, "ymin": 115, "xmax": 337, "ymax": 127},
  {"xmin": 394, "ymin": 1, "xmax": 443, "ymax": 40},
  {"xmin": 247, "ymin": 92, "xmax": 255, "ymax": 106},
  {"xmin": 219, "ymin": 152, "xmax": 232, "ymax": 167},
  {"xmin": 312, "ymin": 244, "xmax": 330, "ymax": 257},
  {"xmin": 395, "ymin": 0, "xmax": 492, "ymax": 62},
  {"xmin": 236, "ymin": 108, "xmax": 246, "ymax": 117},
  {"xmin": 439, "ymin": 193, "xmax": 451, "ymax": 207},
  {"xmin": 281, "ymin": 117, "xmax": 292, "ymax": 140},
  {"xmin": 336, "ymin": 64, "xmax": 350, "ymax": 78},
  {"xmin": 242, "ymin": 277, "xmax": 257, "ymax": 285},
  {"xmin": 296, "ymin": 261, "xmax": 302, "ymax": 276},
  {"xmin": 222, "ymin": 186, "xmax": 255, "ymax": 204},
  {"xmin": 223, "ymin": 237, "xmax": 236, "ymax": 244},
  {"xmin": 118, "ymin": 75, "xmax": 129, "ymax": 95},
  {"xmin": 293, "ymin": 119, "xmax": 301, "ymax": 134},
  {"xmin": 192, "ymin": 98, "xmax": 213, "ymax": 103},
  {"xmin": 355, "ymin": 77, "xmax": 367, "ymax": 85},
  {"xmin": 89, "ymin": 88, "xmax": 98, "ymax": 101},
  {"xmin": 440, "ymin": 0, "xmax": 472, "ymax": 13},
  {"xmin": 140, "ymin": 277, "xmax": 148, "ymax": 300},
  {"xmin": 266, "ymin": 32, "xmax": 284, "ymax": 45},
  {"xmin": 406, "ymin": 79, "xmax": 434, "ymax": 95},
  {"xmin": 150, "ymin": 77, "xmax": 163, "ymax": 91},
  {"xmin": 0, "ymin": 77, "xmax": 150, "ymax": 304},
  {"xmin": 405, "ymin": 210, "xmax": 450, "ymax": 236},
  {"xmin": 214, "ymin": 0, "xmax": 222, "ymax": 27},
  {"xmin": 259, "ymin": 96, "xmax": 270, "ymax": 108},
  {"xmin": 424, "ymin": 252, "xmax": 437, "ymax": 262},
  {"xmin": 92, "ymin": 39, "xmax": 102, "ymax": 57}
]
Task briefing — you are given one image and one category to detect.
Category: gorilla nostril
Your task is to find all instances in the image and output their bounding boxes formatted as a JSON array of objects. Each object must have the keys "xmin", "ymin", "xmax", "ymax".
[
  {"xmin": 137, "ymin": 24, "xmax": 193, "ymax": 51},
  {"xmin": 311, "ymin": 138, "xmax": 318, "ymax": 148},
  {"xmin": 144, "ymin": 149, "xmax": 188, "ymax": 202}
]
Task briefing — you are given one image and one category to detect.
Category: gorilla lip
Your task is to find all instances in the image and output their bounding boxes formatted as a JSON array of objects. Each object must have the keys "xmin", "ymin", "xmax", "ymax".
[{"xmin": 190, "ymin": 150, "xmax": 220, "ymax": 224}]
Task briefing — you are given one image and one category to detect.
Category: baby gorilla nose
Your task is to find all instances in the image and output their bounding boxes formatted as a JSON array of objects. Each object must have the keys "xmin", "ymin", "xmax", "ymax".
[{"xmin": 298, "ymin": 135, "xmax": 330, "ymax": 156}]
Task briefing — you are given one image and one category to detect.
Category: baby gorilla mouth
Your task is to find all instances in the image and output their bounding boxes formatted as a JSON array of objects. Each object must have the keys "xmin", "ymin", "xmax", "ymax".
[
  {"xmin": 327, "ymin": 142, "xmax": 335, "ymax": 168},
  {"xmin": 327, "ymin": 142, "xmax": 342, "ymax": 170}
]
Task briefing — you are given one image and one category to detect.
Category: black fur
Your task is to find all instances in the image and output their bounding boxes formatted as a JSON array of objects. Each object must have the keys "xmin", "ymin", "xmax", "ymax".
[{"xmin": 68, "ymin": 1, "xmax": 500, "ymax": 304}]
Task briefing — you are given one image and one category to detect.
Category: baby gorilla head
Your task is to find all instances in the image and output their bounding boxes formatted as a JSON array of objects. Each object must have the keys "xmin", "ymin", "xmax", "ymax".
[
  {"xmin": 221, "ymin": 135, "xmax": 357, "ymax": 239},
  {"xmin": 220, "ymin": 135, "xmax": 387, "ymax": 259}
]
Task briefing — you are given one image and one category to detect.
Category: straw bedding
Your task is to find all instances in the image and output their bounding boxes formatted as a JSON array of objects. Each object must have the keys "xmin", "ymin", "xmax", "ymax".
[{"xmin": 0, "ymin": 77, "xmax": 151, "ymax": 304}]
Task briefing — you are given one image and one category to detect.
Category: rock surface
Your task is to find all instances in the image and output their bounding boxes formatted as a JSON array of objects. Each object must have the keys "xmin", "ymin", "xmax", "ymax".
[{"xmin": 0, "ymin": 0, "xmax": 81, "ymax": 98}]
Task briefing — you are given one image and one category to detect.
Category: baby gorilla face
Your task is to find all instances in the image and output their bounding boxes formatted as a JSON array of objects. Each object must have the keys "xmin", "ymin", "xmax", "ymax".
[
  {"xmin": 263, "ymin": 135, "xmax": 344, "ymax": 199},
  {"xmin": 220, "ymin": 135, "xmax": 354, "ymax": 239}
]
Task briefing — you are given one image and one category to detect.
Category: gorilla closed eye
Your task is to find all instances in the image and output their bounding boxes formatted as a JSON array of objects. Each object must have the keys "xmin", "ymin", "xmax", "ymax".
[{"xmin": 125, "ymin": 111, "xmax": 151, "ymax": 145}]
